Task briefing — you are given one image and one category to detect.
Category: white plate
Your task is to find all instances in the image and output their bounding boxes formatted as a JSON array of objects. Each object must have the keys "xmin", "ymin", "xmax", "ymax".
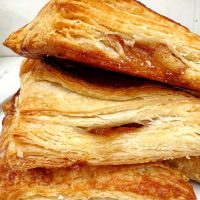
[{"xmin": 0, "ymin": 57, "xmax": 199, "ymax": 199}]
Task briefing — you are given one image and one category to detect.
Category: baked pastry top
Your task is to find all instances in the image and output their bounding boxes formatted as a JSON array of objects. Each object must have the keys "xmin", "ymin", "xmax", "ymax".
[
  {"xmin": 0, "ymin": 155, "xmax": 196, "ymax": 200},
  {"xmin": 4, "ymin": 0, "xmax": 200, "ymax": 91},
  {"xmin": 2, "ymin": 59, "xmax": 200, "ymax": 170}
]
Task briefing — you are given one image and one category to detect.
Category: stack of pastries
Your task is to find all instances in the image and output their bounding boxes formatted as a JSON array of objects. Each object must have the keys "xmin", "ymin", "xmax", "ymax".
[{"xmin": 1, "ymin": 0, "xmax": 200, "ymax": 199}]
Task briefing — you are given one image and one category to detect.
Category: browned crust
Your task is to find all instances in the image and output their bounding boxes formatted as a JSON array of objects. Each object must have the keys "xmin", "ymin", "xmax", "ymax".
[{"xmin": 0, "ymin": 155, "xmax": 196, "ymax": 200}]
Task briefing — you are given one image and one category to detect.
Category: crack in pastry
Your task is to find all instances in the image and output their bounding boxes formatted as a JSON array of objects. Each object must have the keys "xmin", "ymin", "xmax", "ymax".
[
  {"xmin": 88, "ymin": 122, "xmax": 145, "ymax": 136},
  {"xmin": 3, "ymin": 0, "xmax": 200, "ymax": 91}
]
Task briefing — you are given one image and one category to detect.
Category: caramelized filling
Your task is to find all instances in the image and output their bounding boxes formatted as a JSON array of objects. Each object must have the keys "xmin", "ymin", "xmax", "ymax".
[
  {"xmin": 106, "ymin": 34, "xmax": 187, "ymax": 86},
  {"xmin": 89, "ymin": 123, "xmax": 144, "ymax": 136}
]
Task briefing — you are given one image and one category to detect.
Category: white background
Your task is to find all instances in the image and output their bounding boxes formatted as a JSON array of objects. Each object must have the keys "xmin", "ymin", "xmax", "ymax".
[{"xmin": 0, "ymin": 0, "xmax": 200, "ymax": 198}]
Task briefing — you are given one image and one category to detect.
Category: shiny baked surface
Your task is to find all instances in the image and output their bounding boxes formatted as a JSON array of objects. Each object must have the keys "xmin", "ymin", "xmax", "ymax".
[
  {"xmin": 1, "ymin": 59, "xmax": 200, "ymax": 170},
  {"xmin": 3, "ymin": 0, "xmax": 200, "ymax": 91}
]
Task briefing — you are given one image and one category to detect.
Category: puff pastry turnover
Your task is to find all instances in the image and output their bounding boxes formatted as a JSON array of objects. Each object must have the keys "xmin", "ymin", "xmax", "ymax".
[
  {"xmin": 1, "ymin": 93, "xmax": 196, "ymax": 198},
  {"xmin": 2, "ymin": 59, "xmax": 200, "ymax": 170},
  {"xmin": 3, "ymin": 0, "xmax": 200, "ymax": 91}
]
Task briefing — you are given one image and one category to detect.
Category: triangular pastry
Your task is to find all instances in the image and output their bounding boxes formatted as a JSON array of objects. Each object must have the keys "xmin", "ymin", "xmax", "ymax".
[
  {"xmin": 1, "ymin": 59, "xmax": 200, "ymax": 170},
  {"xmin": 3, "ymin": 0, "xmax": 200, "ymax": 91}
]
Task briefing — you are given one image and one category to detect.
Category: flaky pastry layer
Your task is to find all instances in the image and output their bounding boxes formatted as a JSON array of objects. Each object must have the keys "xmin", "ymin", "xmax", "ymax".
[{"xmin": 3, "ymin": 0, "xmax": 200, "ymax": 91}]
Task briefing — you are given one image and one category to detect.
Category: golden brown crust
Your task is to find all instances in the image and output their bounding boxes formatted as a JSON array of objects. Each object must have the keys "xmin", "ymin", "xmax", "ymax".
[
  {"xmin": 2, "ymin": 59, "xmax": 200, "ymax": 170},
  {"xmin": 0, "ymin": 156, "xmax": 196, "ymax": 200},
  {"xmin": 168, "ymin": 157, "xmax": 200, "ymax": 183},
  {"xmin": 3, "ymin": 0, "xmax": 200, "ymax": 91}
]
